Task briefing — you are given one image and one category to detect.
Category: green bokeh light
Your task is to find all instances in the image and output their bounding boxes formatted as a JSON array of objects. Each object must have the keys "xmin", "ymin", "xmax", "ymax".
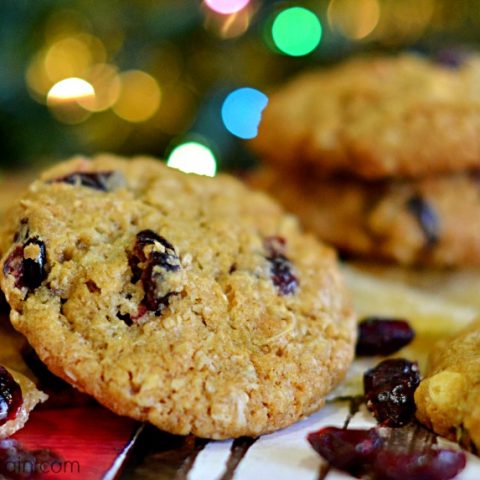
[{"xmin": 271, "ymin": 7, "xmax": 322, "ymax": 57}]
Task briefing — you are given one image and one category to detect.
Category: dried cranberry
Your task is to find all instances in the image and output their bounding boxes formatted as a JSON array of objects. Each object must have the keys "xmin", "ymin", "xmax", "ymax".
[
  {"xmin": 373, "ymin": 448, "xmax": 466, "ymax": 480},
  {"xmin": 407, "ymin": 195, "xmax": 439, "ymax": 247},
  {"xmin": 308, "ymin": 424, "xmax": 467, "ymax": 480},
  {"xmin": 3, "ymin": 246, "xmax": 24, "ymax": 289},
  {"xmin": 435, "ymin": 48, "xmax": 470, "ymax": 69},
  {"xmin": 264, "ymin": 236, "xmax": 298, "ymax": 295},
  {"xmin": 356, "ymin": 317, "xmax": 415, "ymax": 356},
  {"xmin": 364, "ymin": 359, "xmax": 420, "ymax": 427},
  {"xmin": 51, "ymin": 171, "xmax": 118, "ymax": 191},
  {"xmin": 129, "ymin": 230, "xmax": 181, "ymax": 316},
  {"xmin": 22, "ymin": 239, "xmax": 47, "ymax": 291},
  {"xmin": 307, "ymin": 426, "xmax": 383, "ymax": 477},
  {"xmin": 3, "ymin": 237, "xmax": 47, "ymax": 293},
  {"xmin": 0, "ymin": 439, "xmax": 62, "ymax": 479},
  {"xmin": 0, "ymin": 366, "xmax": 23, "ymax": 426}
]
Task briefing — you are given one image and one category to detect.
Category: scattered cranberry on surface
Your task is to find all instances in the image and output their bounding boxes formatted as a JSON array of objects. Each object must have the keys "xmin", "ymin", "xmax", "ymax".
[
  {"xmin": 3, "ymin": 238, "xmax": 47, "ymax": 294},
  {"xmin": 356, "ymin": 317, "xmax": 415, "ymax": 356},
  {"xmin": 373, "ymin": 447, "xmax": 467, "ymax": 480},
  {"xmin": 264, "ymin": 236, "xmax": 298, "ymax": 295},
  {"xmin": 51, "ymin": 171, "xmax": 116, "ymax": 191},
  {"xmin": 364, "ymin": 359, "xmax": 420, "ymax": 427},
  {"xmin": 307, "ymin": 425, "xmax": 466, "ymax": 480},
  {"xmin": 0, "ymin": 366, "xmax": 23, "ymax": 426},
  {"xmin": 307, "ymin": 426, "xmax": 383, "ymax": 478}
]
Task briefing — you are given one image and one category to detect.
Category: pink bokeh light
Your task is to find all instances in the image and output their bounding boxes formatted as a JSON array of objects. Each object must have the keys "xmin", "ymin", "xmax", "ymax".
[{"xmin": 204, "ymin": 0, "xmax": 250, "ymax": 15}]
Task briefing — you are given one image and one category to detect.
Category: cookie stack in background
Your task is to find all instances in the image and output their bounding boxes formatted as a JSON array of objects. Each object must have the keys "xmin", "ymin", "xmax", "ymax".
[
  {"xmin": 250, "ymin": 54, "xmax": 480, "ymax": 451},
  {"xmin": 250, "ymin": 54, "xmax": 480, "ymax": 267}
]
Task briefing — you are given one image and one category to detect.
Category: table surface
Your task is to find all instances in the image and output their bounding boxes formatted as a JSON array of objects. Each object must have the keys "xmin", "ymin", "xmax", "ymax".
[{"xmin": 12, "ymin": 380, "xmax": 478, "ymax": 480}]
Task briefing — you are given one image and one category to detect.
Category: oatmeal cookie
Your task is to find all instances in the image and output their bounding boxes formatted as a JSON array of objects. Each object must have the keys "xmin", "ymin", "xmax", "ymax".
[
  {"xmin": 415, "ymin": 320, "xmax": 480, "ymax": 451},
  {"xmin": 250, "ymin": 54, "xmax": 480, "ymax": 179},
  {"xmin": 0, "ymin": 154, "xmax": 355, "ymax": 439},
  {"xmin": 251, "ymin": 168, "xmax": 480, "ymax": 266}
]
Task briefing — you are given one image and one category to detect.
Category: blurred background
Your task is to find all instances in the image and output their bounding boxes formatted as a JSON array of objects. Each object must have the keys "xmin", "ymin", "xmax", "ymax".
[{"xmin": 0, "ymin": 0, "xmax": 476, "ymax": 175}]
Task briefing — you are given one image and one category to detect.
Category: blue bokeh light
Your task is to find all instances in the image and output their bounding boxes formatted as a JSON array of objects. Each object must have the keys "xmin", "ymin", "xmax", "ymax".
[{"xmin": 221, "ymin": 87, "xmax": 269, "ymax": 139}]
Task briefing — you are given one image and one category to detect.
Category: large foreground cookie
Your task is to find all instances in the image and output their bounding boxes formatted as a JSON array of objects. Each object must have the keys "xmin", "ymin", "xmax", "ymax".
[
  {"xmin": 251, "ymin": 54, "xmax": 480, "ymax": 179},
  {"xmin": 0, "ymin": 155, "xmax": 355, "ymax": 439},
  {"xmin": 252, "ymin": 168, "xmax": 480, "ymax": 266},
  {"xmin": 415, "ymin": 320, "xmax": 480, "ymax": 452}
]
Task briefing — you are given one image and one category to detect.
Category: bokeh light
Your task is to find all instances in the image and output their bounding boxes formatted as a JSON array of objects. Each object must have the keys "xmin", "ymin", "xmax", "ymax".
[
  {"xmin": 47, "ymin": 77, "xmax": 95, "ymax": 101},
  {"xmin": 167, "ymin": 142, "xmax": 217, "ymax": 177},
  {"xmin": 44, "ymin": 34, "xmax": 106, "ymax": 82},
  {"xmin": 205, "ymin": 0, "xmax": 250, "ymax": 15},
  {"xmin": 113, "ymin": 70, "xmax": 161, "ymax": 123},
  {"xmin": 26, "ymin": 33, "xmax": 107, "ymax": 104},
  {"xmin": 44, "ymin": 36, "xmax": 91, "ymax": 82},
  {"xmin": 221, "ymin": 87, "xmax": 268, "ymax": 139},
  {"xmin": 271, "ymin": 7, "xmax": 322, "ymax": 56},
  {"xmin": 47, "ymin": 77, "xmax": 95, "ymax": 124},
  {"xmin": 328, "ymin": 0, "xmax": 380, "ymax": 40},
  {"xmin": 79, "ymin": 64, "xmax": 121, "ymax": 112},
  {"xmin": 204, "ymin": 5, "xmax": 253, "ymax": 39}
]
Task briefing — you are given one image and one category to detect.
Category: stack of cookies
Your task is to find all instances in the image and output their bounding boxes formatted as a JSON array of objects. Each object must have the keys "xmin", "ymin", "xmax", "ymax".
[{"xmin": 250, "ymin": 54, "xmax": 480, "ymax": 267}]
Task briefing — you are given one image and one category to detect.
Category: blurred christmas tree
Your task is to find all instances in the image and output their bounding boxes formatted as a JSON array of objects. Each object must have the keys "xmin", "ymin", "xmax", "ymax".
[{"xmin": 0, "ymin": 0, "xmax": 477, "ymax": 173}]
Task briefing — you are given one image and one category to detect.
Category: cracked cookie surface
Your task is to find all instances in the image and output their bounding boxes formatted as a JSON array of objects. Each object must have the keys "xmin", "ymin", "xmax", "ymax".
[
  {"xmin": 251, "ymin": 54, "xmax": 480, "ymax": 179},
  {"xmin": 0, "ymin": 154, "xmax": 355, "ymax": 439},
  {"xmin": 251, "ymin": 168, "xmax": 480, "ymax": 267}
]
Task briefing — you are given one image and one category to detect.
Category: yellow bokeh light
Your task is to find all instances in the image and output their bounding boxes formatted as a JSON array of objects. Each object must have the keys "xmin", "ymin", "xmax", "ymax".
[
  {"xmin": 44, "ymin": 34, "xmax": 106, "ymax": 82},
  {"xmin": 328, "ymin": 0, "xmax": 380, "ymax": 40},
  {"xmin": 45, "ymin": 37, "xmax": 91, "ymax": 81},
  {"xmin": 26, "ymin": 33, "xmax": 107, "ymax": 104},
  {"xmin": 113, "ymin": 71, "xmax": 162, "ymax": 123},
  {"xmin": 47, "ymin": 78, "xmax": 95, "ymax": 124},
  {"xmin": 47, "ymin": 77, "xmax": 95, "ymax": 101},
  {"xmin": 79, "ymin": 64, "xmax": 121, "ymax": 112},
  {"xmin": 167, "ymin": 142, "xmax": 217, "ymax": 177}
]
